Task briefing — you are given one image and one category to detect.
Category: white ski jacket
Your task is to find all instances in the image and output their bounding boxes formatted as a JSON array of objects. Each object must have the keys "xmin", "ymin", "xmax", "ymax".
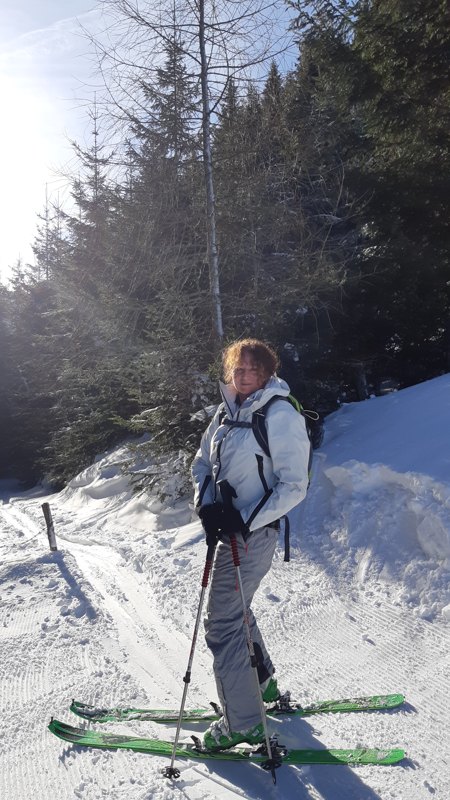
[{"xmin": 192, "ymin": 376, "xmax": 310, "ymax": 532}]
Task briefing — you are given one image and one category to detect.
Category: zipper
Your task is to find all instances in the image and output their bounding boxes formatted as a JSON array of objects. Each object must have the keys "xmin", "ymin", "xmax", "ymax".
[
  {"xmin": 255, "ymin": 454, "xmax": 269, "ymax": 493},
  {"xmin": 213, "ymin": 402, "xmax": 241, "ymax": 500}
]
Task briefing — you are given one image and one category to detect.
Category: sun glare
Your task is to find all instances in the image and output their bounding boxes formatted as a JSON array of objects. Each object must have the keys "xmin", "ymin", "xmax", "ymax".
[{"xmin": 0, "ymin": 71, "xmax": 60, "ymax": 279}]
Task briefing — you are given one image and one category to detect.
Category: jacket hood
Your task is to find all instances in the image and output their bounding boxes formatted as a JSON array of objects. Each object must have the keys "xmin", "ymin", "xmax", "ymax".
[{"xmin": 219, "ymin": 375, "xmax": 291, "ymax": 417}]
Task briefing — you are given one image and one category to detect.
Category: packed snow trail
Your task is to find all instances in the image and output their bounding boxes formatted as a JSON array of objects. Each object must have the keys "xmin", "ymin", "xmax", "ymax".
[
  {"xmin": 1, "ymin": 498, "xmax": 447, "ymax": 799},
  {"xmin": 1, "ymin": 374, "xmax": 450, "ymax": 799}
]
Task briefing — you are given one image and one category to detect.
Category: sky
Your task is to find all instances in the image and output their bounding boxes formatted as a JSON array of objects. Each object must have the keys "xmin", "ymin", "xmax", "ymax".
[
  {"xmin": 0, "ymin": 1, "xmax": 298, "ymax": 286},
  {"xmin": 0, "ymin": 1, "xmax": 103, "ymax": 283}
]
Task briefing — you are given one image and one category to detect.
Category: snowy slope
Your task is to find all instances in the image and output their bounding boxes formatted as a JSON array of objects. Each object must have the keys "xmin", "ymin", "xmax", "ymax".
[{"xmin": 1, "ymin": 374, "xmax": 449, "ymax": 800}]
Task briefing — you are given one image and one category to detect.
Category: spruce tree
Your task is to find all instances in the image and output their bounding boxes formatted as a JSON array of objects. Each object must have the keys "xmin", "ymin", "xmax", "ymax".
[
  {"xmin": 289, "ymin": 0, "xmax": 450, "ymax": 392},
  {"xmin": 348, "ymin": 0, "xmax": 450, "ymax": 382}
]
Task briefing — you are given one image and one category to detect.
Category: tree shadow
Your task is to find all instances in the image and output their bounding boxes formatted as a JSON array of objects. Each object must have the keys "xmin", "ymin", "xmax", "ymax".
[
  {"xmin": 0, "ymin": 480, "xmax": 49, "ymax": 503},
  {"xmin": 1, "ymin": 551, "xmax": 97, "ymax": 621}
]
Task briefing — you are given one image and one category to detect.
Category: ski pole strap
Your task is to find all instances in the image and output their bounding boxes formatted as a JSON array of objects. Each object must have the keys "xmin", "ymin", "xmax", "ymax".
[{"xmin": 283, "ymin": 515, "xmax": 290, "ymax": 562}]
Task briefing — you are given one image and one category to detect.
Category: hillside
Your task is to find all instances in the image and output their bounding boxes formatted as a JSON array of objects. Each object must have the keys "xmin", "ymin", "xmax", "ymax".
[{"xmin": 1, "ymin": 374, "xmax": 449, "ymax": 799}]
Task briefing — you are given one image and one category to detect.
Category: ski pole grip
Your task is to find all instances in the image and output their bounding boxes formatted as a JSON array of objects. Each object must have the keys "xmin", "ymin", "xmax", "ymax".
[
  {"xmin": 230, "ymin": 535, "xmax": 240, "ymax": 566},
  {"xmin": 202, "ymin": 544, "xmax": 216, "ymax": 587},
  {"xmin": 218, "ymin": 481, "xmax": 241, "ymax": 566},
  {"xmin": 201, "ymin": 560, "xmax": 211, "ymax": 588}
]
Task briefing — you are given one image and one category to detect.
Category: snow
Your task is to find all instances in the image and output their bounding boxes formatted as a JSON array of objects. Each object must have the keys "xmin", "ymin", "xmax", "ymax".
[{"xmin": 1, "ymin": 374, "xmax": 450, "ymax": 799}]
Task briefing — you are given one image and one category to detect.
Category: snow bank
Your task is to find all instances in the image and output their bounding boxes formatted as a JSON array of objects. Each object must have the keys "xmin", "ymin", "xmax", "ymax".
[
  {"xmin": 51, "ymin": 373, "xmax": 450, "ymax": 621},
  {"xmin": 302, "ymin": 374, "xmax": 450, "ymax": 621}
]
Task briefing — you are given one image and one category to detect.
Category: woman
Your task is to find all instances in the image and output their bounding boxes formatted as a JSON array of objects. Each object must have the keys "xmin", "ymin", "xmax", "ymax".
[{"xmin": 192, "ymin": 338, "xmax": 310, "ymax": 750}]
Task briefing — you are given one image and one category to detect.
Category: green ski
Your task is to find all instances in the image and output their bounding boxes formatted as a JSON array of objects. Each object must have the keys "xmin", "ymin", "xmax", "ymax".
[
  {"xmin": 70, "ymin": 692, "xmax": 404, "ymax": 723},
  {"xmin": 48, "ymin": 718, "xmax": 405, "ymax": 766}
]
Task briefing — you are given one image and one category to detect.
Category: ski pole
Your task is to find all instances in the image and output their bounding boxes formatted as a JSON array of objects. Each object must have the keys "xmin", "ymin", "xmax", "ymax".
[
  {"xmin": 218, "ymin": 480, "xmax": 280, "ymax": 783},
  {"xmin": 162, "ymin": 537, "xmax": 216, "ymax": 779}
]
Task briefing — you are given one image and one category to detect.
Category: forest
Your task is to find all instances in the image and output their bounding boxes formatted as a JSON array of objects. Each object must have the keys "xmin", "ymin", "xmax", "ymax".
[{"xmin": 0, "ymin": 0, "xmax": 449, "ymax": 489}]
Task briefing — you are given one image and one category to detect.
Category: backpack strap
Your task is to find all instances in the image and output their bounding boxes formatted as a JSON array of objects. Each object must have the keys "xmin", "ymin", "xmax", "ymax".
[
  {"xmin": 251, "ymin": 395, "xmax": 284, "ymax": 458},
  {"xmin": 253, "ymin": 395, "xmax": 313, "ymax": 564},
  {"xmin": 221, "ymin": 418, "xmax": 253, "ymax": 432},
  {"xmin": 252, "ymin": 396, "xmax": 293, "ymax": 562}
]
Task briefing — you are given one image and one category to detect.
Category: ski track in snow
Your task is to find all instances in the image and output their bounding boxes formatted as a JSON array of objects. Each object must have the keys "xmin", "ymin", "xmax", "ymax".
[
  {"xmin": 1, "ymin": 496, "xmax": 448, "ymax": 800},
  {"xmin": 2, "ymin": 377, "xmax": 450, "ymax": 800}
]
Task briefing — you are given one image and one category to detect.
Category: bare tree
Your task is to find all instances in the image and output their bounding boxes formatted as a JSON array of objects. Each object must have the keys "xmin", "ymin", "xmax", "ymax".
[{"xmin": 87, "ymin": 0, "xmax": 296, "ymax": 344}]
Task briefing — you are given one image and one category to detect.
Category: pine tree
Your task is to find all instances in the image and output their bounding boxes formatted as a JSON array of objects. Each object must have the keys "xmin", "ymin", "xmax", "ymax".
[
  {"xmin": 65, "ymin": 102, "xmax": 120, "ymax": 294},
  {"xmin": 32, "ymin": 190, "xmax": 72, "ymax": 282},
  {"xmin": 119, "ymin": 30, "xmax": 209, "ymax": 346},
  {"xmin": 289, "ymin": 0, "xmax": 450, "ymax": 392},
  {"xmin": 212, "ymin": 61, "xmax": 352, "ymax": 351},
  {"xmin": 347, "ymin": 0, "xmax": 450, "ymax": 381}
]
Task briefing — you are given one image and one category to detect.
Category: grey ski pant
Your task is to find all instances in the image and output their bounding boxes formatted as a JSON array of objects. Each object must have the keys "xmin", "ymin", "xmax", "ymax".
[{"xmin": 204, "ymin": 526, "xmax": 277, "ymax": 732}]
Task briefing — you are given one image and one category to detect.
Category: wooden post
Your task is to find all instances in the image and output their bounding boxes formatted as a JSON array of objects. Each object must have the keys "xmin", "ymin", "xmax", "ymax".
[{"xmin": 42, "ymin": 503, "xmax": 57, "ymax": 551}]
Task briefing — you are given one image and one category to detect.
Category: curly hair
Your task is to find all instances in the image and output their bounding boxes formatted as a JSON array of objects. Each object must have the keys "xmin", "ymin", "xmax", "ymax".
[{"xmin": 222, "ymin": 338, "xmax": 279, "ymax": 383}]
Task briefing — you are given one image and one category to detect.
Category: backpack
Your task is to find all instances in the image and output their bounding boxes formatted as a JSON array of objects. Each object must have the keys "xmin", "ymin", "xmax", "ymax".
[
  {"xmin": 219, "ymin": 394, "xmax": 323, "ymax": 561},
  {"xmin": 251, "ymin": 394, "xmax": 323, "ymax": 470}
]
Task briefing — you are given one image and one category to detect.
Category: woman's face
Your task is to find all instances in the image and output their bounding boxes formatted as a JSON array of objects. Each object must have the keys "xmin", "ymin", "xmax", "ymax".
[{"xmin": 231, "ymin": 353, "xmax": 268, "ymax": 400}]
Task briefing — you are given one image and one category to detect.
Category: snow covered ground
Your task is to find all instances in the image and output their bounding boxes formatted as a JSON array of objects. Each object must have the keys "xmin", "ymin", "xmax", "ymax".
[{"xmin": 1, "ymin": 374, "xmax": 450, "ymax": 800}]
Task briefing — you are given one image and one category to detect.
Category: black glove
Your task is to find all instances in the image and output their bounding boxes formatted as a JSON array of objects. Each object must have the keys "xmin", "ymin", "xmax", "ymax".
[
  {"xmin": 198, "ymin": 503, "xmax": 224, "ymax": 546},
  {"xmin": 219, "ymin": 506, "xmax": 249, "ymax": 540}
]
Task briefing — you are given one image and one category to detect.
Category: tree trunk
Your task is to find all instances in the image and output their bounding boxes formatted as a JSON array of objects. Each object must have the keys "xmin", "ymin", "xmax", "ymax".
[{"xmin": 198, "ymin": 0, "xmax": 224, "ymax": 342}]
